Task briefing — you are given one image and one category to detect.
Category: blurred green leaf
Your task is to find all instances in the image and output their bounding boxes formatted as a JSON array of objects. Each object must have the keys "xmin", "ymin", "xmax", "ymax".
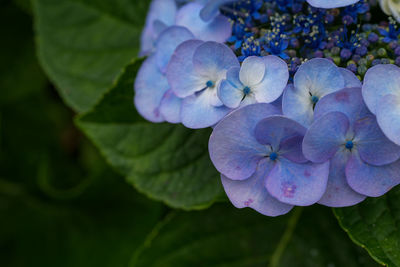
[
  {"xmin": 132, "ymin": 205, "xmax": 379, "ymax": 267},
  {"xmin": 0, "ymin": 2, "xmax": 46, "ymax": 106},
  {"xmin": 32, "ymin": 0, "xmax": 151, "ymax": 112},
  {"xmin": 335, "ymin": 187, "xmax": 400, "ymax": 267},
  {"xmin": 77, "ymin": 60, "xmax": 224, "ymax": 210}
]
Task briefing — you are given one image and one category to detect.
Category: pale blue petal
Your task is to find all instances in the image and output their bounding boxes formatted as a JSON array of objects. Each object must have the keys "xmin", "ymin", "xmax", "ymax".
[
  {"xmin": 200, "ymin": 0, "xmax": 237, "ymax": 21},
  {"xmin": 221, "ymin": 159, "xmax": 293, "ymax": 216},
  {"xmin": 181, "ymin": 89, "xmax": 230, "ymax": 129},
  {"xmin": 209, "ymin": 103, "xmax": 280, "ymax": 180},
  {"xmin": 155, "ymin": 26, "xmax": 195, "ymax": 72},
  {"xmin": 354, "ymin": 115, "xmax": 400, "ymax": 166},
  {"xmin": 303, "ymin": 112, "xmax": 349, "ymax": 163},
  {"xmin": 266, "ymin": 159, "xmax": 330, "ymax": 206},
  {"xmin": 294, "ymin": 58, "xmax": 344, "ymax": 97},
  {"xmin": 314, "ymin": 87, "xmax": 371, "ymax": 124},
  {"xmin": 218, "ymin": 68, "xmax": 244, "ymax": 109},
  {"xmin": 253, "ymin": 56, "xmax": 289, "ymax": 104},
  {"xmin": 140, "ymin": 0, "xmax": 177, "ymax": 56},
  {"xmin": 362, "ymin": 64, "xmax": 400, "ymax": 114},
  {"xmin": 193, "ymin": 41, "xmax": 240, "ymax": 77},
  {"xmin": 254, "ymin": 115, "xmax": 306, "ymax": 155},
  {"xmin": 239, "ymin": 56, "xmax": 266, "ymax": 87},
  {"xmin": 166, "ymin": 40, "xmax": 205, "ymax": 98},
  {"xmin": 318, "ymin": 150, "xmax": 366, "ymax": 207},
  {"xmin": 134, "ymin": 55, "xmax": 167, "ymax": 122},
  {"xmin": 346, "ymin": 152, "xmax": 400, "ymax": 197},
  {"xmin": 282, "ymin": 84, "xmax": 314, "ymax": 127},
  {"xmin": 339, "ymin": 68, "xmax": 362, "ymax": 88},
  {"xmin": 176, "ymin": 3, "xmax": 232, "ymax": 43},
  {"xmin": 159, "ymin": 89, "xmax": 182, "ymax": 124},
  {"xmin": 306, "ymin": 0, "xmax": 360, "ymax": 8},
  {"xmin": 376, "ymin": 94, "xmax": 400, "ymax": 146}
]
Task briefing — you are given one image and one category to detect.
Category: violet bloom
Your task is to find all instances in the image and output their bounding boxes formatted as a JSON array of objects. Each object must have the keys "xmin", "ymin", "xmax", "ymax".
[
  {"xmin": 218, "ymin": 56, "xmax": 289, "ymax": 108},
  {"xmin": 209, "ymin": 103, "xmax": 330, "ymax": 216},
  {"xmin": 200, "ymin": 0, "xmax": 238, "ymax": 21},
  {"xmin": 303, "ymin": 87, "xmax": 400, "ymax": 207},
  {"xmin": 282, "ymin": 58, "xmax": 346, "ymax": 127},
  {"xmin": 306, "ymin": 0, "xmax": 360, "ymax": 8},
  {"xmin": 362, "ymin": 64, "xmax": 400, "ymax": 146},
  {"xmin": 167, "ymin": 41, "xmax": 240, "ymax": 128},
  {"xmin": 135, "ymin": 26, "xmax": 194, "ymax": 123}
]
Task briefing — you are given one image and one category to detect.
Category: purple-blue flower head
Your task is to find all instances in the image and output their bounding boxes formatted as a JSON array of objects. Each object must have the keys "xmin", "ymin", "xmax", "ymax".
[
  {"xmin": 306, "ymin": 0, "xmax": 360, "ymax": 8},
  {"xmin": 303, "ymin": 87, "xmax": 400, "ymax": 207},
  {"xmin": 218, "ymin": 56, "xmax": 289, "ymax": 108},
  {"xmin": 362, "ymin": 64, "xmax": 400, "ymax": 146},
  {"xmin": 209, "ymin": 103, "xmax": 330, "ymax": 216},
  {"xmin": 282, "ymin": 58, "xmax": 346, "ymax": 127},
  {"xmin": 167, "ymin": 41, "xmax": 240, "ymax": 128}
]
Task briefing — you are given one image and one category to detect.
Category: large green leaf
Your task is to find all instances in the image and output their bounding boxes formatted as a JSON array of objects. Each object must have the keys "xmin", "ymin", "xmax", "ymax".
[
  {"xmin": 77, "ymin": 60, "xmax": 224, "ymax": 210},
  {"xmin": 32, "ymin": 0, "xmax": 151, "ymax": 112},
  {"xmin": 335, "ymin": 187, "xmax": 400, "ymax": 267},
  {"xmin": 131, "ymin": 205, "xmax": 379, "ymax": 267}
]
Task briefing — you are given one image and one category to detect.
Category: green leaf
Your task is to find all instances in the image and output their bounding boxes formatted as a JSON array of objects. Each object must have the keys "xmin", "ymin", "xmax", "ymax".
[
  {"xmin": 77, "ymin": 60, "xmax": 224, "ymax": 210},
  {"xmin": 132, "ymin": 205, "xmax": 379, "ymax": 267},
  {"xmin": 32, "ymin": 0, "xmax": 151, "ymax": 112},
  {"xmin": 335, "ymin": 188, "xmax": 400, "ymax": 267}
]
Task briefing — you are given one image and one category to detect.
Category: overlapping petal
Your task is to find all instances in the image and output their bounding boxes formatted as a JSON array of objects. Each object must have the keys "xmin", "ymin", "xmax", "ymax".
[
  {"xmin": 200, "ymin": 0, "xmax": 237, "ymax": 21},
  {"xmin": 314, "ymin": 87, "xmax": 371, "ymax": 124},
  {"xmin": 221, "ymin": 159, "xmax": 293, "ymax": 216},
  {"xmin": 176, "ymin": 3, "xmax": 232, "ymax": 43},
  {"xmin": 282, "ymin": 84, "xmax": 314, "ymax": 127},
  {"xmin": 155, "ymin": 26, "xmax": 195, "ymax": 72},
  {"xmin": 303, "ymin": 112, "xmax": 350, "ymax": 163},
  {"xmin": 376, "ymin": 94, "xmax": 400, "ymax": 146},
  {"xmin": 159, "ymin": 89, "xmax": 182, "ymax": 123},
  {"xmin": 266, "ymin": 158, "xmax": 329, "ymax": 206},
  {"xmin": 134, "ymin": 55, "xmax": 168, "ymax": 122},
  {"xmin": 167, "ymin": 40, "xmax": 205, "ymax": 98},
  {"xmin": 346, "ymin": 152, "xmax": 400, "ymax": 197},
  {"xmin": 209, "ymin": 103, "xmax": 280, "ymax": 180},
  {"xmin": 362, "ymin": 64, "xmax": 400, "ymax": 114},
  {"xmin": 354, "ymin": 115, "xmax": 400, "ymax": 166},
  {"xmin": 318, "ymin": 151, "xmax": 366, "ymax": 207},
  {"xmin": 239, "ymin": 56, "xmax": 266, "ymax": 87},
  {"xmin": 339, "ymin": 68, "xmax": 362, "ymax": 88}
]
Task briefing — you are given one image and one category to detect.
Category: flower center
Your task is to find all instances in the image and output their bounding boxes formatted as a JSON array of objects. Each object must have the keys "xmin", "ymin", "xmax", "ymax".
[
  {"xmin": 243, "ymin": 86, "xmax": 251, "ymax": 95},
  {"xmin": 269, "ymin": 152, "xmax": 278, "ymax": 161},
  {"xmin": 311, "ymin": 95, "xmax": 319, "ymax": 104},
  {"xmin": 345, "ymin": 140, "xmax": 354, "ymax": 150},
  {"xmin": 206, "ymin": 80, "xmax": 214, "ymax": 88}
]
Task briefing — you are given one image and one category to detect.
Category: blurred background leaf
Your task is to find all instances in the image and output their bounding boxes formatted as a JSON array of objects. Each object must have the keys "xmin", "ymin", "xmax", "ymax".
[
  {"xmin": 77, "ymin": 61, "xmax": 225, "ymax": 210},
  {"xmin": 335, "ymin": 188, "xmax": 400, "ymax": 267},
  {"xmin": 132, "ymin": 205, "xmax": 379, "ymax": 267},
  {"xmin": 32, "ymin": 0, "xmax": 151, "ymax": 112}
]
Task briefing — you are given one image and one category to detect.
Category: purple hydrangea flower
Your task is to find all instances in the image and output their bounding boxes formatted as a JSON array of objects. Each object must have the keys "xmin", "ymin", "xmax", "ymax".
[
  {"xmin": 209, "ymin": 103, "xmax": 330, "ymax": 216},
  {"xmin": 218, "ymin": 56, "xmax": 289, "ymax": 108},
  {"xmin": 303, "ymin": 87, "xmax": 400, "ymax": 207},
  {"xmin": 306, "ymin": 0, "xmax": 360, "ymax": 8},
  {"xmin": 282, "ymin": 58, "xmax": 347, "ymax": 127},
  {"xmin": 362, "ymin": 64, "xmax": 400, "ymax": 146},
  {"xmin": 200, "ymin": 0, "xmax": 237, "ymax": 22},
  {"xmin": 167, "ymin": 41, "xmax": 240, "ymax": 128}
]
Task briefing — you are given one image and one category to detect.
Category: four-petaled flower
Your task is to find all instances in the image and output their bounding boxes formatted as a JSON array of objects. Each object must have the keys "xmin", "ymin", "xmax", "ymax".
[
  {"xmin": 209, "ymin": 103, "xmax": 330, "ymax": 216},
  {"xmin": 303, "ymin": 87, "xmax": 400, "ymax": 206},
  {"xmin": 218, "ymin": 56, "xmax": 289, "ymax": 108}
]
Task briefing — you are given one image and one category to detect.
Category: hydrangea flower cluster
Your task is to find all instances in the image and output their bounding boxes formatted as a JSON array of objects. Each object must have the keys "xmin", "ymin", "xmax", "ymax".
[{"xmin": 135, "ymin": 0, "xmax": 400, "ymax": 216}]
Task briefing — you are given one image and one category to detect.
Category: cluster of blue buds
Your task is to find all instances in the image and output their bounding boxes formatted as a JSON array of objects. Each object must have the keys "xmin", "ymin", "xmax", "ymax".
[{"xmin": 135, "ymin": 0, "xmax": 400, "ymax": 216}]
